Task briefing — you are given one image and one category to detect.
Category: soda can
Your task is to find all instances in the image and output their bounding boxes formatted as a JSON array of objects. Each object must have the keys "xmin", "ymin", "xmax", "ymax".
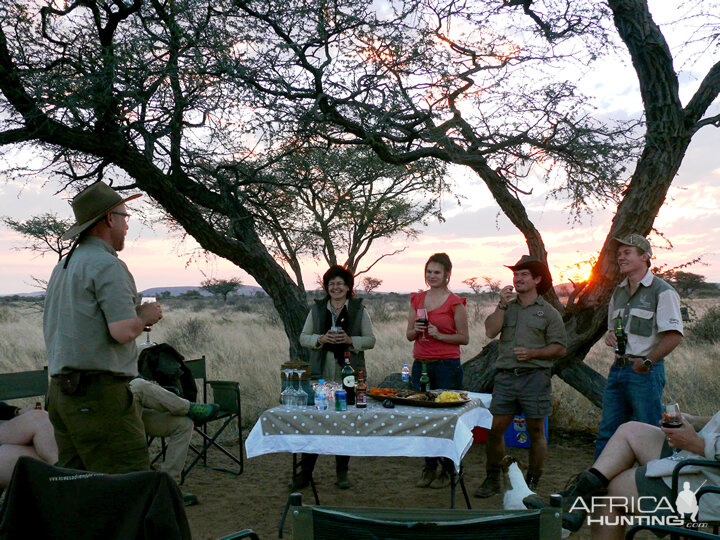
[{"xmin": 335, "ymin": 389, "xmax": 347, "ymax": 411}]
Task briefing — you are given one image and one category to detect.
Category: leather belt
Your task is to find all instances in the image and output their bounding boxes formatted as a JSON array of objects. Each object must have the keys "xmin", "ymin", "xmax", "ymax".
[
  {"xmin": 497, "ymin": 367, "xmax": 548, "ymax": 376},
  {"xmin": 614, "ymin": 356, "xmax": 641, "ymax": 367},
  {"xmin": 52, "ymin": 372, "xmax": 133, "ymax": 384}
]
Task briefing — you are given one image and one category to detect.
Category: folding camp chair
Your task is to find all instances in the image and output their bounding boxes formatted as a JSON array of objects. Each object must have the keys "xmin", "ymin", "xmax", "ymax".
[
  {"xmin": 626, "ymin": 458, "xmax": 720, "ymax": 540},
  {"xmin": 290, "ymin": 493, "xmax": 563, "ymax": 539},
  {"xmin": 181, "ymin": 356, "xmax": 243, "ymax": 483},
  {"xmin": 0, "ymin": 367, "xmax": 49, "ymax": 405}
]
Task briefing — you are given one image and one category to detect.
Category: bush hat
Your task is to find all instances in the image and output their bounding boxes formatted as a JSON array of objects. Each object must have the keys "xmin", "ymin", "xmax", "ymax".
[
  {"xmin": 505, "ymin": 255, "xmax": 553, "ymax": 295},
  {"xmin": 613, "ymin": 233, "xmax": 652, "ymax": 257},
  {"xmin": 62, "ymin": 181, "xmax": 141, "ymax": 240}
]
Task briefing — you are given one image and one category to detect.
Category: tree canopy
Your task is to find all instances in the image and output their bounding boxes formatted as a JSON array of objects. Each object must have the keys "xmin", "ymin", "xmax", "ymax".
[{"xmin": 0, "ymin": 0, "xmax": 718, "ymax": 401}]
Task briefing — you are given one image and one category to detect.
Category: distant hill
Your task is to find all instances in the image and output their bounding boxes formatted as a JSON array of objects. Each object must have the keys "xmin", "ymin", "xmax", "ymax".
[{"xmin": 140, "ymin": 285, "xmax": 266, "ymax": 297}]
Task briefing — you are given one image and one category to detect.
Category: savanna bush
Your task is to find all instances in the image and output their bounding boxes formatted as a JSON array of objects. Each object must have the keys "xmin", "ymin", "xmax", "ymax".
[{"xmin": 690, "ymin": 305, "xmax": 720, "ymax": 343}]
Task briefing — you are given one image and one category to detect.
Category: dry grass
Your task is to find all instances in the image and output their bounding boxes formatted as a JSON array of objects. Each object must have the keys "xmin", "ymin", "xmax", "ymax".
[{"xmin": 1, "ymin": 297, "xmax": 719, "ymax": 433}]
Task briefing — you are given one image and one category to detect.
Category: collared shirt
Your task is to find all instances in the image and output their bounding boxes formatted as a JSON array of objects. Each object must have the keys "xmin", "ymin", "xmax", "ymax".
[
  {"xmin": 607, "ymin": 270, "xmax": 683, "ymax": 357},
  {"xmin": 43, "ymin": 236, "xmax": 140, "ymax": 377},
  {"xmin": 496, "ymin": 296, "xmax": 567, "ymax": 369}
]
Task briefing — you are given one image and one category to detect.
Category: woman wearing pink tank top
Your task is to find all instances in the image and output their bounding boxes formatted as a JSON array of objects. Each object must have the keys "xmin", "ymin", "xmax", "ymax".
[{"xmin": 405, "ymin": 252, "xmax": 469, "ymax": 489}]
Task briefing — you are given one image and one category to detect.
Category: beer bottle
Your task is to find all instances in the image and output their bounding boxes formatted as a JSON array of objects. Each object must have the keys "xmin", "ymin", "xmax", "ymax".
[
  {"xmin": 615, "ymin": 317, "xmax": 627, "ymax": 357},
  {"xmin": 355, "ymin": 369, "xmax": 367, "ymax": 409},
  {"xmin": 419, "ymin": 362, "xmax": 430, "ymax": 393},
  {"xmin": 341, "ymin": 352, "xmax": 356, "ymax": 405}
]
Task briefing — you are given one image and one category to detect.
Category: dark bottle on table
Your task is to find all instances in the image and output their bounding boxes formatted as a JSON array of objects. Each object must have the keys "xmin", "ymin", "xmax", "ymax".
[
  {"xmin": 355, "ymin": 369, "xmax": 367, "ymax": 409},
  {"xmin": 419, "ymin": 362, "xmax": 430, "ymax": 393},
  {"xmin": 341, "ymin": 352, "xmax": 356, "ymax": 406},
  {"xmin": 615, "ymin": 317, "xmax": 626, "ymax": 358}
]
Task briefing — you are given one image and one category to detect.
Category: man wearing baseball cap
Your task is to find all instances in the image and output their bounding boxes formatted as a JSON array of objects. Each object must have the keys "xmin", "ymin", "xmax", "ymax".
[
  {"xmin": 43, "ymin": 181, "xmax": 162, "ymax": 475},
  {"xmin": 594, "ymin": 233, "xmax": 683, "ymax": 457},
  {"xmin": 474, "ymin": 255, "xmax": 567, "ymax": 497}
]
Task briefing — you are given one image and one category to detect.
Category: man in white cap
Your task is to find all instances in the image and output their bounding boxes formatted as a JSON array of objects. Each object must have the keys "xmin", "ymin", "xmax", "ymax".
[
  {"xmin": 595, "ymin": 234, "xmax": 683, "ymax": 457},
  {"xmin": 43, "ymin": 181, "xmax": 161, "ymax": 475}
]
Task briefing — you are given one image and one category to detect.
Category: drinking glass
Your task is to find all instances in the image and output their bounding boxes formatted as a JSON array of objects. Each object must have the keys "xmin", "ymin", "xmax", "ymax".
[
  {"xmin": 416, "ymin": 308, "xmax": 429, "ymax": 341},
  {"xmin": 140, "ymin": 296, "xmax": 157, "ymax": 348},
  {"xmin": 281, "ymin": 369, "xmax": 296, "ymax": 407},
  {"xmin": 662, "ymin": 403, "xmax": 683, "ymax": 460},
  {"xmin": 294, "ymin": 369, "xmax": 308, "ymax": 407}
]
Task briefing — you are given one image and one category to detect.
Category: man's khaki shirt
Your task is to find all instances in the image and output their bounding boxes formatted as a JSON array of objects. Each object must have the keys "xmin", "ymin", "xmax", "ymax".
[
  {"xmin": 44, "ymin": 236, "xmax": 139, "ymax": 377},
  {"xmin": 496, "ymin": 296, "xmax": 567, "ymax": 369}
]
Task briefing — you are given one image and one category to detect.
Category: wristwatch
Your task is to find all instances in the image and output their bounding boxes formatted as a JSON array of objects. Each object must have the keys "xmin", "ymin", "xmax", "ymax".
[{"xmin": 642, "ymin": 357, "xmax": 653, "ymax": 369}]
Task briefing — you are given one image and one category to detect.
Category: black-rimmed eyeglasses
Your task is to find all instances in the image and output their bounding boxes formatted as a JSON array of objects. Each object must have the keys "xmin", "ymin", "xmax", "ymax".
[{"xmin": 112, "ymin": 211, "xmax": 130, "ymax": 221}]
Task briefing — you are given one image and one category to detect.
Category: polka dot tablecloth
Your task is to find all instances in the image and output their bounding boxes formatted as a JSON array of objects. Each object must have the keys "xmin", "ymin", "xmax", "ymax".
[{"xmin": 245, "ymin": 393, "xmax": 492, "ymax": 467}]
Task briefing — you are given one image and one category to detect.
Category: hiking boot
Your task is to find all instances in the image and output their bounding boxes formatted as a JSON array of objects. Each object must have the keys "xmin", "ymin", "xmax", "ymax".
[
  {"xmin": 526, "ymin": 472, "xmax": 541, "ymax": 492},
  {"xmin": 523, "ymin": 470, "xmax": 604, "ymax": 532},
  {"xmin": 473, "ymin": 470, "xmax": 502, "ymax": 498},
  {"xmin": 182, "ymin": 492, "xmax": 199, "ymax": 506},
  {"xmin": 187, "ymin": 403, "xmax": 220, "ymax": 424},
  {"xmin": 429, "ymin": 469, "xmax": 451, "ymax": 489},
  {"xmin": 415, "ymin": 466, "xmax": 436, "ymax": 488},
  {"xmin": 336, "ymin": 469, "xmax": 350, "ymax": 490}
]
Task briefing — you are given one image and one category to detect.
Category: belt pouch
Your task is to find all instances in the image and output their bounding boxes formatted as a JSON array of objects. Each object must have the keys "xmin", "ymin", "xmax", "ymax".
[{"xmin": 59, "ymin": 372, "xmax": 85, "ymax": 396}]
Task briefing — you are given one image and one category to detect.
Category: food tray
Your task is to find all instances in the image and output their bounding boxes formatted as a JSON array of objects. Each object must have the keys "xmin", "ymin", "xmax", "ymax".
[{"xmin": 368, "ymin": 393, "xmax": 470, "ymax": 408}]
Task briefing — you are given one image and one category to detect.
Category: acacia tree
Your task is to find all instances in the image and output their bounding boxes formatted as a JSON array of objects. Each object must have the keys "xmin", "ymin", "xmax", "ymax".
[
  {"xmin": 225, "ymin": 0, "xmax": 720, "ymax": 403},
  {"xmin": 200, "ymin": 277, "xmax": 243, "ymax": 303},
  {"xmin": 2, "ymin": 213, "xmax": 75, "ymax": 262},
  {"xmin": 0, "ymin": 0, "xmax": 448, "ymax": 358}
]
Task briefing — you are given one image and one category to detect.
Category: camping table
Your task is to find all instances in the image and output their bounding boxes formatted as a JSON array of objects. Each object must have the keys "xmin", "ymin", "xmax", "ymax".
[{"xmin": 245, "ymin": 392, "xmax": 492, "ymax": 537}]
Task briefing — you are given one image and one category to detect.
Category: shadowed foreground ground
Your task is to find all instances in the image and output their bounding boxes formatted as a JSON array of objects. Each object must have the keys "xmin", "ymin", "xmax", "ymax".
[{"xmin": 180, "ymin": 430, "xmax": 655, "ymax": 539}]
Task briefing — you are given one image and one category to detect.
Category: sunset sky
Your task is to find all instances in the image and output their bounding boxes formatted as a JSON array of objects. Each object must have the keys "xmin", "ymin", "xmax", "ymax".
[{"xmin": 1, "ymin": 4, "xmax": 719, "ymax": 296}]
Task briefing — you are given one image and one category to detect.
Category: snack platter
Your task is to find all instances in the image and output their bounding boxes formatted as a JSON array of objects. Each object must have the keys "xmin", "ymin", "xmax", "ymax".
[{"xmin": 368, "ymin": 389, "xmax": 471, "ymax": 408}]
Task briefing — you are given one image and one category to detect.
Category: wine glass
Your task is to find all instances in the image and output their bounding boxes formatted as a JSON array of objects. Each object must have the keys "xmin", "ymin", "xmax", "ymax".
[
  {"xmin": 140, "ymin": 296, "xmax": 157, "ymax": 348},
  {"xmin": 662, "ymin": 403, "xmax": 684, "ymax": 460},
  {"xmin": 294, "ymin": 369, "xmax": 308, "ymax": 407},
  {"xmin": 281, "ymin": 369, "xmax": 296, "ymax": 407},
  {"xmin": 416, "ymin": 308, "xmax": 429, "ymax": 341}
]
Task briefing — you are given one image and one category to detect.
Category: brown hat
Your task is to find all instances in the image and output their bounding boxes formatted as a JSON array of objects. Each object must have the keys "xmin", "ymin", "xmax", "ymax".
[
  {"xmin": 62, "ymin": 182, "xmax": 141, "ymax": 240},
  {"xmin": 505, "ymin": 255, "xmax": 553, "ymax": 295},
  {"xmin": 613, "ymin": 233, "xmax": 652, "ymax": 257}
]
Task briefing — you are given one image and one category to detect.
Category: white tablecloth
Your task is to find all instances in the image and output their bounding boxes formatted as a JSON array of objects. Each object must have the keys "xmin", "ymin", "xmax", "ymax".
[{"xmin": 245, "ymin": 392, "xmax": 492, "ymax": 468}]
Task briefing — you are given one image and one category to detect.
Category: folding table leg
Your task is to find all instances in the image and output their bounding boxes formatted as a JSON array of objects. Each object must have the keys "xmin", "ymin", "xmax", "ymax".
[
  {"xmin": 278, "ymin": 453, "xmax": 320, "ymax": 538},
  {"xmin": 449, "ymin": 463, "xmax": 472, "ymax": 510}
]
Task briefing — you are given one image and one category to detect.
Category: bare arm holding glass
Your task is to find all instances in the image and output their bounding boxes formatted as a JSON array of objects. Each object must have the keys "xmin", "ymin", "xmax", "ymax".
[{"xmin": 108, "ymin": 298, "xmax": 162, "ymax": 344}]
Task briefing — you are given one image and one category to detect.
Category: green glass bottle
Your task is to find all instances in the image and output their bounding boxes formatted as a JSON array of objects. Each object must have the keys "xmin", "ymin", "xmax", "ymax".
[
  {"xmin": 615, "ymin": 317, "xmax": 627, "ymax": 357},
  {"xmin": 419, "ymin": 362, "xmax": 430, "ymax": 393}
]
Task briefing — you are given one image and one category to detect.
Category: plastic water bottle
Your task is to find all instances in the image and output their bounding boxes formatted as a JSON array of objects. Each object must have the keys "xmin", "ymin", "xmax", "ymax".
[
  {"xmin": 315, "ymin": 379, "xmax": 328, "ymax": 410},
  {"xmin": 401, "ymin": 363, "xmax": 410, "ymax": 385}
]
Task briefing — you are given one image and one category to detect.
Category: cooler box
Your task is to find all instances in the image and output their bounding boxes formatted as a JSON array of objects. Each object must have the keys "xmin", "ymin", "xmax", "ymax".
[{"xmin": 504, "ymin": 414, "xmax": 548, "ymax": 448}]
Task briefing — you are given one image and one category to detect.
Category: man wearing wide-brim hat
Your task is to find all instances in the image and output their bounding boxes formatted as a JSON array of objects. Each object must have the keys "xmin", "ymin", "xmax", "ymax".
[
  {"xmin": 474, "ymin": 255, "xmax": 567, "ymax": 498},
  {"xmin": 594, "ymin": 234, "xmax": 683, "ymax": 458},
  {"xmin": 43, "ymin": 181, "xmax": 162, "ymax": 475}
]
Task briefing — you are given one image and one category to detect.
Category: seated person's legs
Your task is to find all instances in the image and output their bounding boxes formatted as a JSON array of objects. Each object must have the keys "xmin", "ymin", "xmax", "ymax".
[
  {"xmin": 525, "ymin": 420, "xmax": 666, "ymax": 531},
  {"xmin": 0, "ymin": 409, "xmax": 59, "ymax": 486},
  {"xmin": 141, "ymin": 408, "xmax": 193, "ymax": 484},
  {"xmin": 129, "ymin": 377, "xmax": 218, "ymax": 422}
]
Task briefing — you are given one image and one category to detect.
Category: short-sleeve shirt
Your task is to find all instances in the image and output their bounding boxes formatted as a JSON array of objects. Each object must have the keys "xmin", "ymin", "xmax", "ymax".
[
  {"xmin": 607, "ymin": 270, "xmax": 683, "ymax": 357},
  {"xmin": 496, "ymin": 296, "xmax": 567, "ymax": 369},
  {"xmin": 411, "ymin": 291, "xmax": 466, "ymax": 360},
  {"xmin": 43, "ymin": 236, "xmax": 140, "ymax": 377}
]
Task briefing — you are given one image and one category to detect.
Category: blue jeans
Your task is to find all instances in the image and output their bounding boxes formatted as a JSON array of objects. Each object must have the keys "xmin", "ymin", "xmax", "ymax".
[
  {"xmin": 412, "ymin": 359, "xmax": 463, "ymax": 469},
  {"xmin": 411, "ymin": 358, "xmax": 463, "ymax": 392},
  {"xmin": 594, "ymin": 362, "xmax": 666, "ymax": 458}
]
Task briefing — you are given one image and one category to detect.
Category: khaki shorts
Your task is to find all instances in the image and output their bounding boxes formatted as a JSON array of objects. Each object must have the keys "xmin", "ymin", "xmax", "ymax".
[{"xmin": 490, "ymin": 369, "xmax": 552, "ymax": 418}]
